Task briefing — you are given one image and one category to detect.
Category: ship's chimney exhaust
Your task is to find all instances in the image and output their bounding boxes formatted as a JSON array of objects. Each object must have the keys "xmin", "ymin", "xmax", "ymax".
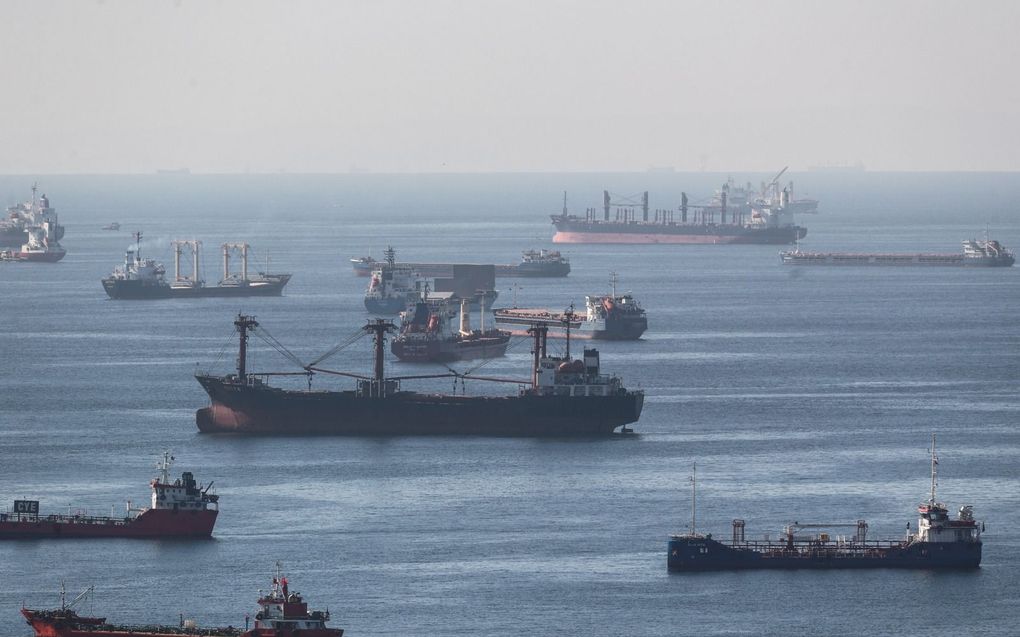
[{"xmin": 460, "ymin": 298, "xmax": 471, "ymax": 335}]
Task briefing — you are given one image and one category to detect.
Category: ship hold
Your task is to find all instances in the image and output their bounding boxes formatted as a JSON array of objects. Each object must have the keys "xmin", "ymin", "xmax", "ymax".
[
  {"xmin": 0, "ymin": 452, "xmax": 218, "ymax": 539},
  {"xmin": 780, "ymin": 237, "xmax": 1015, "ymax": 267},
  {"xmin": 195, "ymin": 314, "xmax": 643, "ymax": 436},
  {"xmin": 102, "ymin": 233, "xmax": 291, "ymax": 299},
  {"xmin": 21, "ymin": 563, "xmax": 343, "ymax": 637},
  {"xmin": 392, "ymin": 296, "xmax": 510, "ymax": 363},
  {"xmin": 551, "ymin": 187, "xmax": 806, "ymax": 245},
  {"xmin": 667, "ymin": 436, "xmax": 982, "ymax": 571},
  {"xmin": 0, "ymin": 184, "xmax": 65, "ymax": 247}
]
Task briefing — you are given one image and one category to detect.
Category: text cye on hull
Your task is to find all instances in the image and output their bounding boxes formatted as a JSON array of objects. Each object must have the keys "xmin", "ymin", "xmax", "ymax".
[
  {"xmin": 22, "ymin": 564, "xmax": 343, "ymax": 637},
  {"xmin": 0, "ymin": 452, "xmax": 218, "ymax": 540},
  {"xmin": 195, "ymin": 314, "xmax": 643, "ymax": 436},
  {"xmin": 668, "ymin": 436, "xmax": 983, "ymax": 571}
]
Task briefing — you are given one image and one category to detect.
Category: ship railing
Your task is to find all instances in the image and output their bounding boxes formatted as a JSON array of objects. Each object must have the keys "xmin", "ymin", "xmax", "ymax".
[{"xmin": 699, "ymin": 538, "xmax": 909, "ymax": 551}]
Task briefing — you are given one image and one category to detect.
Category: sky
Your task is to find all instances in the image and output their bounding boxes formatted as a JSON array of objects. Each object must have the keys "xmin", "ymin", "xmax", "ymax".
[{"xmin": 3, "ymin": 0, "xmax": 1019, "ymax": 173}]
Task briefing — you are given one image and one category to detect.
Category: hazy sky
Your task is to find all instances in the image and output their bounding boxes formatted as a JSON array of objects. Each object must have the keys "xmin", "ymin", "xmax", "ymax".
[{"xmin": 4, "ymin": 0, "xmax": 1019, "ymax": 173}]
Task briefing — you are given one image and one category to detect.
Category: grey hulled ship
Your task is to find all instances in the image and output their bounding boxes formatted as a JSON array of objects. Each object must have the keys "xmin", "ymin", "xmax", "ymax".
[
  {"xmin": 0, "ymin": 184, "xmax": 65, "ymax": 247},
  {"xmin": 494, "ymin": 274, "xmax": 647, "ymax": 340},
  {"xmin": 780, "ymin": 237, "xmax": 1015, "ymax": 267},
  {"xmin": 102, "ymin": 233, "xmax": 291, "ymax": 299},
  {"xmin": 194, "ymin": 314, "xmax": 643, "ymax": 436},
  {"xmin": 351, "ymin": 248, "xmax": 570, "ymax": 278},
  {"xmin": 364, "ymin": 247, "xmax": 498, "ymax": 314},
  {"xmin": 668, "ymin": 436, "xmax": 982, "ymax": 571}
]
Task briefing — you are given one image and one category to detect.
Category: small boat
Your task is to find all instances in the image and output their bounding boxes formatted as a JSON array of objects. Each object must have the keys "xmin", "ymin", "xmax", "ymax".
[{"xmin": 102, "ymin": 222, "xmax": 121, "ymax": 231}]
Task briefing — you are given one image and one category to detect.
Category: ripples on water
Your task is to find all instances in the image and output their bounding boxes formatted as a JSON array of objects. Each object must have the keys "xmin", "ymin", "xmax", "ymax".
[{"xmin": 0, "ymin": 173, "xmax": 1017, "ymax": 636}]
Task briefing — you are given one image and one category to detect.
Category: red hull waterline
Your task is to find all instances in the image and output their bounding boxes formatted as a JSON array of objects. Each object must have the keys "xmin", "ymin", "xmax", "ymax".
[
  {"xmin": 0, "ymin": 509, "xmax": 217, "ymax": 539},
  {"xmin": 553, "ymin": 231, "xmax": 752, "ymax": 244}
]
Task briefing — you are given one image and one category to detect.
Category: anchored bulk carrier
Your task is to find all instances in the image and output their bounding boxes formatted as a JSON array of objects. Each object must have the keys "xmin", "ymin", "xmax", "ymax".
[
  {"xmin": 494, "ymin": 274, "xmax": 647, "ymax": 340},
  {"xmin": 1, "ymin": 184, "xmax": 65, "ymax": 247},
  {"xmin": 0, "ymin": 453, "xmax": 218, "ymax": 539},
  {"xmin": 22, "ymin": 564, "xmax": 343, "ymax": 637},
  {"xmin": 668, "ymin": 436, "xmax": 982, "ymax": 571},
  {"xmin": 392, "ymin": 296, "xmax": 510, "ymax": 363},
  {"xmin": 351, "ymin": 248, "xmax": 570, "ymax": 278},
  {"xmin": 780, "ymin": 238, "xmax": 1015, "ymax": 267},
  {"xmin": 102, "ymin": 233, "xmax": 291, "ymax": 299},
  {"xmin": 195, "ymin": 314, "xmax": 643, "ymax": 436},
  {"xmin": 551, "ymin": 188, "xmax": 806, "ymax": 245}
]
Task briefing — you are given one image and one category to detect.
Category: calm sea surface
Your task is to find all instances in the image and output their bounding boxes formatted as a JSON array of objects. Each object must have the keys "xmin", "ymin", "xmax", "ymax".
[{"xmin": 0, "ymin": 172, "xmax": 1017, "ymax": 636}]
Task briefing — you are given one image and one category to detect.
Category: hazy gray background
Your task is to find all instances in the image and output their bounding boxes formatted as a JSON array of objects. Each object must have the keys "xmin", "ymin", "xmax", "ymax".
[{"xmin": 4, "ymin": 0, "xmax": 1019, "ymax": 174}]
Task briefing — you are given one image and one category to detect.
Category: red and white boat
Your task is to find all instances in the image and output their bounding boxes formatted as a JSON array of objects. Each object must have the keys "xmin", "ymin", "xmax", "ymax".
[
  {"xmin": 0, "ymin": 452, "xmax": 218, "ymax": 539},
  {"xmin": 21, "ymin": 565, "xmax": 344, "ymax": 636}
]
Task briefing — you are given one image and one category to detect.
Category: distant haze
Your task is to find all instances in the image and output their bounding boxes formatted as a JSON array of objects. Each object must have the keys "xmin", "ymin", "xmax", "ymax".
[{"xmin": 5, "ymin": 0, "xmax": 1019, "ymax": 174}]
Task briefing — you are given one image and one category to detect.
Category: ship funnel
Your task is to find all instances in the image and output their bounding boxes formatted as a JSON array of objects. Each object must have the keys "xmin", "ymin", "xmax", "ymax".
[{"xmin": 460, "ymin": 298, "xmax": 471, "ymax": 335}]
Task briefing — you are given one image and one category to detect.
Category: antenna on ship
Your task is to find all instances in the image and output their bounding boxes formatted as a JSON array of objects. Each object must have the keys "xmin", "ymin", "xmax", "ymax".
[
  {"xmin": 157, "ymin": 451, "xmax": 174, "ymax": 485},
  {"xmin": 929, "ymin": 433, "xmax": 939, "ymax": 506},
  {"xmin": 690, "ymin": 462, "xmax": 697, "ymax": 536}
]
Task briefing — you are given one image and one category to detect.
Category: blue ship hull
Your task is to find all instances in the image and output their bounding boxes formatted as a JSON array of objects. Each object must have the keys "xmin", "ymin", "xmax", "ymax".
[{"xmin": 668, "ymin": 535, "xmax": 981, "ymax": 571}]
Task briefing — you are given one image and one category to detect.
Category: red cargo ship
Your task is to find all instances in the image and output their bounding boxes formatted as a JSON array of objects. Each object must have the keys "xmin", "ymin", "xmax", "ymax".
[
  {"xmin": 0, "ymin": 453, "xmax": 218, "ymax": 539},
  {"xmin": 21, "ymin": 565, "xmax": 343, "ymax": 636}
]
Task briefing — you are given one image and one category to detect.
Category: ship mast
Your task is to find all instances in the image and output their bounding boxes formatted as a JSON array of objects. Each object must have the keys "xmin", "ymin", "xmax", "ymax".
[
  {"xmin": 157, "ymin": 451, "xmax": 174, "ymax": 484},
  {"xmin": 610, "ymin": 271, "xmax": 618, "ymax": 298},
  {"xmin": 562, "ymin": 304, "xmax": 575, "ymax": 360},
  {"xmin": 527, "ymin": 324, "xmax": 549, "ymax": 388},
  {"xmin": 235, "ymin": 314, "xmax": 259, "ymax": 381},
  {"xmin": 364, "ymin": 318, "xmax": 396, "ymax": 387},
  {"xmin": 929, "ymin": 433, "xmax": 938, "ymax": 506}
]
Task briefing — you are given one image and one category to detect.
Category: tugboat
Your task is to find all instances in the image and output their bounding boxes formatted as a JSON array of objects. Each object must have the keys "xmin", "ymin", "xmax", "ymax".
[
  {"xmin": 363, "ymin": 247, "xmax": 421, "ymax": 314},
  {"xmin": 102, "ymin": 233, "xmax": 291, "ymax": 299},
  {"xmin": 667, "ymin": 435, "xmax": 983, "ymax": 571},
  {"xmin": 0, "ymin": 452, "xmax": 218, "ymax": 539},
  {"xmin": 391, "ymin": 294, "xmax": 511, "ymax": 363},
  {"xmin": 21, "ymin": 563, "xmax": 343, "ymax": 636},
  {"xmin": 194, "ymin": 314, "xmax": 643, "ymax": 436},
  {"xmin": 0, "ymin": 184, "xmax": 65, "ymax": 247},
  {"xmin": 494, "ymin": 273, "xmax": 648, "ymax": 340},
  {"xmin": 0, "ymin": 221, "xmax": 66, "ymax": 262}
]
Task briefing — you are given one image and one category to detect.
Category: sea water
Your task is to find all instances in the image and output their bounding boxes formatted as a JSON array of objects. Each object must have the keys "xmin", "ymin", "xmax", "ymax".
[{"xmin": 0, "ymin": 172, "xmax": 1017, "ymax": 636}]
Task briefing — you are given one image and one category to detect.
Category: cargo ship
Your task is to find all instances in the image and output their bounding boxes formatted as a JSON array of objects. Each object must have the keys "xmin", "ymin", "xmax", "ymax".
[
  {"xmin": 701, "ymin": 169, "xmax": 819, "ymax": 220},
  {"xmin": 551, "ymin": 188, "xmax": 806, "ymax": 244},
  {"xmin": 21, "ymin": 564, "xmax": 343, "ymax": 636},
  {"xmin": 364, "ymin": 248, "xmax": 498, "ymax": 314},
  {"xmin": 0, "ymin": 221, "xmax": 66, "ymax": 262},
  {"xmin": 392, "ymin": 296, "xmax": 510, "ymax": 363},
  {"xmin": 0, "ymin": 453, "xmax": 218, "ymax": 539},
  {"xmin": 1, "ymin": 184, "xmax": 65, "ymax": 247},
  {"xmin": 102, "ymin": 233, "xmax": 291, "ymax": 299},
  {"xmin": 668, "ymin": 436, "xmax": 982, "ymax": 571},
  {"xmin": 351, "ymin": 248, "xmax": 570, "ymax": 277},
  {"xmin": 494, "ymin": 274, "xmax": 647, "ymax": 340},
  {"xmin": 780, "ymin": 238, "xmax": 1015, "ymax": 267},
  {"xmin": 195, "ymin": 314, "xmax": 643, "ymax": 436}
]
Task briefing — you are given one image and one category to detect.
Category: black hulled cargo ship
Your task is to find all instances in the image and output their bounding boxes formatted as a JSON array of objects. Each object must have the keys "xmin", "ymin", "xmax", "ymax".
[
  {"xmin": 551, "ymin": 189, "xmax": 806, "ymax": 245},
  {"xmin": 102, "ymin": 234, "xmax": 290, "ymax": 299},
  {"xmin": 195, "ymin": 314, "xmax": 643, "ymax": 436},
  {"xmin": 668, "ymin": 437, "xmax": 982, "ymax": 571}
]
